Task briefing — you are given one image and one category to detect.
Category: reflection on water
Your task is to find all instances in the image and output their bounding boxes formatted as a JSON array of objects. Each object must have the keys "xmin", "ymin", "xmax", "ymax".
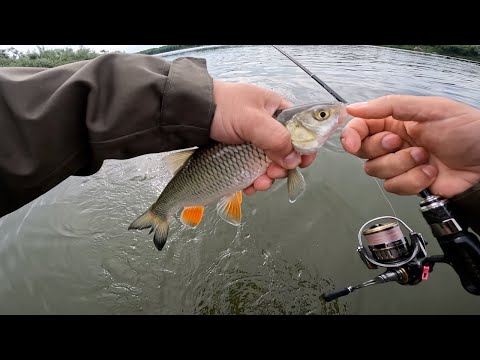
[{"xmin": 1, "ymin": 46, "xmax": 479, "ymax": 314}]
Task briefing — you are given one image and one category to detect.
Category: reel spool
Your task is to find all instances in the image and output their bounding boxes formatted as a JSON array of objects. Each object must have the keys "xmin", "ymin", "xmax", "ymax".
[{"xmin": 357, "ymin": 216, "xmax": 426, "ymax": 269}]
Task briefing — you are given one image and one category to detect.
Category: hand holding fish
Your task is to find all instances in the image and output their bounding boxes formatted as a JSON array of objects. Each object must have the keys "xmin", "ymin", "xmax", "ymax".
[
  {"xmin": 209, "ymin": 80, "xmax": 316, "ymax": 195},
  {"xmin": 129, "ymin": 80, "xmax": 348, "ymax": 250},
  {"xmin": 341, "ymin": 95, "xmax": 480, "ymax": 198}
]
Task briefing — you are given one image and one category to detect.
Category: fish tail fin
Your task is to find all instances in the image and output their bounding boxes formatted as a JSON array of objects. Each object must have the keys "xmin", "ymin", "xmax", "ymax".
[
  {"xmin": 287, "ymin": 168, "xmax": 306, "ymax": 203},
  {"xmin": 128, "ymin": 208, "xmax": 170, "ymax": 251}
]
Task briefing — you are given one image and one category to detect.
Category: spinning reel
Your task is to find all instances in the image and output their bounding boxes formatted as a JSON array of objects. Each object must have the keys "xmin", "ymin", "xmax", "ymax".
[{"xmin": 322, "ymin": 193, "xmax": 480, "ymax": 302}]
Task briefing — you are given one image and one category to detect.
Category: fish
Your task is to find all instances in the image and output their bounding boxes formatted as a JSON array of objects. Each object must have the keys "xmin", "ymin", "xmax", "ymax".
[{"xmin": 128, "ymin": 101, "xmax": 348, "ymax": 251}]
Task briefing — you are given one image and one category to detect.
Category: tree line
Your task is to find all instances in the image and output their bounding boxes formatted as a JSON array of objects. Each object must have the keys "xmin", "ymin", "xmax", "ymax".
[
  {"xmin": 0, "ymin": 46, "xmax": 102, "ymax": 68},
  {"xmin": 383, "ymin": 45, "xmax": 480, "ymax": 62},
  {"xmin": 137, "ymin": 45, "xmax": 203, "ymax": 55}
]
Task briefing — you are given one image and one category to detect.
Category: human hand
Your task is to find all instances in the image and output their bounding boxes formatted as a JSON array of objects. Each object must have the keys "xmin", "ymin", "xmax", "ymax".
[
  {"xmin": 210, "ymin": 80, "xmax": 316, "ymax": 195},
  {"xmin": 341, "ymin": 95, "xmax": 480, "ymax": 198}
]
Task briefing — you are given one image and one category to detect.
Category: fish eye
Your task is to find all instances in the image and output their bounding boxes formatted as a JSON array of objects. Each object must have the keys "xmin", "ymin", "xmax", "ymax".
[{"xmin": 314, "ymin": 109, "xmax": 330, "ymax": 121}]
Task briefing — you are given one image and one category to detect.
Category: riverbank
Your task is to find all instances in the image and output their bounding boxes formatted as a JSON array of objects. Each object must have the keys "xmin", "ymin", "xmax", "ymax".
[
  {"xmin": 141, "ymin": 45, "xmax": 480, "ymax": 63},
  {"xmin": 2, "ymin": 45, "xmax": 479, "ymax": 68},
  {"xmin": 137, "ymin": 45, "xmax": 204, "ymax": 55},
  {"xmin": 382, "ymin": 45, "xmax": 480, "ymax": 62}
]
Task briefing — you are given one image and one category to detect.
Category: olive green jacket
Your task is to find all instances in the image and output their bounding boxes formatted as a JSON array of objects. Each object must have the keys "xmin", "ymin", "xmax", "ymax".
[{"xmin": 0, "ymin": 53, "xmax": 215, "ymax": 216}]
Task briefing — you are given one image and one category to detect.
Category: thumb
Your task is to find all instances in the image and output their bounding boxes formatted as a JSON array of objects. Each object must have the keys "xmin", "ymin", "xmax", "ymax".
[
  {"xmin": 241, "ymin": 110, "xmax": 300, "ymax": 169},
  {"xmin": 241, "ymin": 87, "xmax": 299, "ymax": 169},
  {"xmin": 259, "ymin": 85, "xmax": 294, "ymax": 115},
  {"xmin": 346, "ymin": 95, "xmax": 463, "ymax": 122}
]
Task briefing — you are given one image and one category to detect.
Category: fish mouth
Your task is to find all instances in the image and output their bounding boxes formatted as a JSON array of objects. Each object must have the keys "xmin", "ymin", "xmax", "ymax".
[
  {"xmin": 290, "ymin": 113, "xmax": 349, "ymax": 154},
  {"xmin": 292, "ymin": 140, "xmax": 321, "ymax": 155}
]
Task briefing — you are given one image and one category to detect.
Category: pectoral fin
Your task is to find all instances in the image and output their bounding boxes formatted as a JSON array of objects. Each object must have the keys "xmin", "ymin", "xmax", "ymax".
[
  {"xmin": 180, "ymin": 206, "xmax": 205, "ymax": 228},
  {"xmin": 216, "ymin": 192, "xmax": 243, "ymax": 226},
  {"xmin": 287, "ymin": 168, "xmax": 306, "ymax": 203}
]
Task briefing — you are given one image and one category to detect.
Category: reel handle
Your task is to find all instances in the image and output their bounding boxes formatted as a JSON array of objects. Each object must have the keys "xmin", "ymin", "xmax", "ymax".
[{"xmin": 322, "ymin": 288, "xmax": 352, "ymax": 302}]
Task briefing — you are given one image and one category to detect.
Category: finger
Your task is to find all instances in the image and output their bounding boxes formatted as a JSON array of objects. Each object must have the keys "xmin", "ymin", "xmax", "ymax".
[
  {"xmin": 383, "ymin": 165, "xmax": 438, "ymax": 196},
  {"xmin": 267, "ymin": 163, "xmax": 288, "ymax": 179},
  {"xmin": 241, "ymin": 112, "xmax": 300, "ymax": 170},
  {"xmin": 243, "ymin": 186, "xmax": 256, "ymax": 196},
  {"xmin": 260, "ymin": 90, "xmax": 300, "ymax": 169},
  {"xmin": 341, "ymin": 125, "xmax": 362, "ymax": 154},
  {"xmin": 364, "ymin": 147, "xmax": 429, "ymax": 179},
  {"xmin": 253, "ymin": 174, "xmax": 274, "ymax": 191},
  {"xmin": 355, "ymin": 131, "xmax": 404, "ymax": 159},
  {"xmin": 299, "ymin": 153, "xmax": 316, "ymax": 168},
  {"xmin": 346, "ymin": 95, "xmax": 465, "ymax": 122},
  {"xmin": 263, "ymin": 89, "xmax": 294, "ymax": 115},
  {"xmin": 341, "ymin": 117, "xmax": 386, "ymax": 154}
]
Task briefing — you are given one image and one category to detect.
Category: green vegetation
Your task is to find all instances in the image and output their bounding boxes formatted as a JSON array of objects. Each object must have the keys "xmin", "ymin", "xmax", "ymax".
[
  {"xmin": 383, "ymin": 45, "xmax": 480, "ymax": 62},
  {"xmin": 0, "ymin": 45, "xmax": 205, "ymax": 68},
  {"xmin": 0, "ymin": 46, "xmax": 104, "ymax": 68}
]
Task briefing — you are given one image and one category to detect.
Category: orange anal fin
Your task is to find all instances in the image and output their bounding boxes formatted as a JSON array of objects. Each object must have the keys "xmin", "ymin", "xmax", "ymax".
[{"xmin": 180, "ymin": 206, "xmax": 205, "ymax": 228}]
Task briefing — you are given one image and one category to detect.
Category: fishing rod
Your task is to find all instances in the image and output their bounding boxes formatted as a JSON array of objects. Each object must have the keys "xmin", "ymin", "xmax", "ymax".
[
  {"xmin": 272, "ymin": 45, "xmax": 347, "ymax": 104},
  {"xmin": 273, "ymin": 45, "xmax": 432, "ymax": 199},
  {"xmin": 273, "ymin": 45, "xmax": 480, "ymax": 302}
]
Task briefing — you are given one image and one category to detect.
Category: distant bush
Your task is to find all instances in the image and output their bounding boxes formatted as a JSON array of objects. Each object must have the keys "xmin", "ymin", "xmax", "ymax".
[
  {"xmin": 0, "ymin": 46, "xmax": 105, "ymax": 68},
  {"xmin": 0, "ymin": 45, "xmax": 205, "ymax": 68}
]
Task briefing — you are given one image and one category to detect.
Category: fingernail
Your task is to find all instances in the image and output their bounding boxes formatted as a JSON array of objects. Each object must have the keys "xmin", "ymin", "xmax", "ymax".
[
  {"xmin": 381, "ymin": 134, "xmax": 401, "ymax": 150},
  {"xmin": 340, "ymin": 127, "xmax": 352, "ymax": 147},
  {"xmin": 410, "ymin": 148, "xmax": 426, "ymax": 163},
  {"xmin": 341, "ymin": 136, "xmax": 352, "ymax": 153},
  {"xmin": 346, "ymin": 101, "xmax": 368, "ymax": 109},
  {"xmin": 284, "ymin": 152, "xmax": 301, "ymax": 169},
  {"xmin": 422, "ymin": 165, "xmax": 436, "ymax": 178}
]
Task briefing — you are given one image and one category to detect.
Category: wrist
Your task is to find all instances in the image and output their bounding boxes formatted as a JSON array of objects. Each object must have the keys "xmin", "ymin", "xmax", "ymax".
[{"xmin": 210, "ymin": 80, "xmax": 222, "ymax": 140}]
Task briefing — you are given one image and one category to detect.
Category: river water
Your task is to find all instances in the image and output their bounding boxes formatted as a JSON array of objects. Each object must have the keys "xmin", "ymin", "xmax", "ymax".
[{"xmin": 1, "ymin": 45, "xmax": 479, "ymax": 314}]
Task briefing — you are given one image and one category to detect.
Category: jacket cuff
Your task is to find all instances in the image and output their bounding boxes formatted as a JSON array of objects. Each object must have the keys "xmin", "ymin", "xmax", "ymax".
[{"xmin": 159, "ymin": 57, "xmax": 216, "ymax": 148}]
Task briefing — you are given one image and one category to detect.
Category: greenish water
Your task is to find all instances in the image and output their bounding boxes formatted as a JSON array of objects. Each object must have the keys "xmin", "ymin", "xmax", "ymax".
[{"xmin": 1, "ymin": 45, "xmax": 479, "ymax": 314}]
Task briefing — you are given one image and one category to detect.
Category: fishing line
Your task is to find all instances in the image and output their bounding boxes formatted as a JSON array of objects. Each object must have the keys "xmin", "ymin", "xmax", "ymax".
[
  {"xmin": 354, "ymin": 157, "xmax": 397, "ymax": 218},
  {"xmin": 272, "ymin": 45, "xmax": 398, "ymax": 217}
]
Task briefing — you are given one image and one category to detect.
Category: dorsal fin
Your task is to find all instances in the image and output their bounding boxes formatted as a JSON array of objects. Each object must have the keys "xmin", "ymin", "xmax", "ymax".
[{"xmin": 163, "ymin": 148, "xmax": 196, "ymax": 175}]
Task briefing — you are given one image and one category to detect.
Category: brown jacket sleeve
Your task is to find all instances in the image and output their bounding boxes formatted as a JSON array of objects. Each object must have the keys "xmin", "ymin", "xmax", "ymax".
[{"xmin": 0, "ymin": 53, "xmax": 216, "ymax": 217}]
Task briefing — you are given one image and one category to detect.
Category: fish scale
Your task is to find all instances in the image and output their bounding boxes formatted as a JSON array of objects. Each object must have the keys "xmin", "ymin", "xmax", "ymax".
[{"xmin": 154, "ymin": 142, "xmax": 270, "ymax": 217}]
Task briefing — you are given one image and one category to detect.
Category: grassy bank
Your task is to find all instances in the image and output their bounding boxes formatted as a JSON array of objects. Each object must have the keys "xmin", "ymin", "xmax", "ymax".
[
  {"xmin": 383, "ymin": 45, "xmax": 480, "ymax": 62},
  {"xmin": 0, "ymin": 46, "xmax": 102, "ymax": 68},
  {"xmin": 0, "ymin": 45, "xmax": 205, "ymax": 68}
]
